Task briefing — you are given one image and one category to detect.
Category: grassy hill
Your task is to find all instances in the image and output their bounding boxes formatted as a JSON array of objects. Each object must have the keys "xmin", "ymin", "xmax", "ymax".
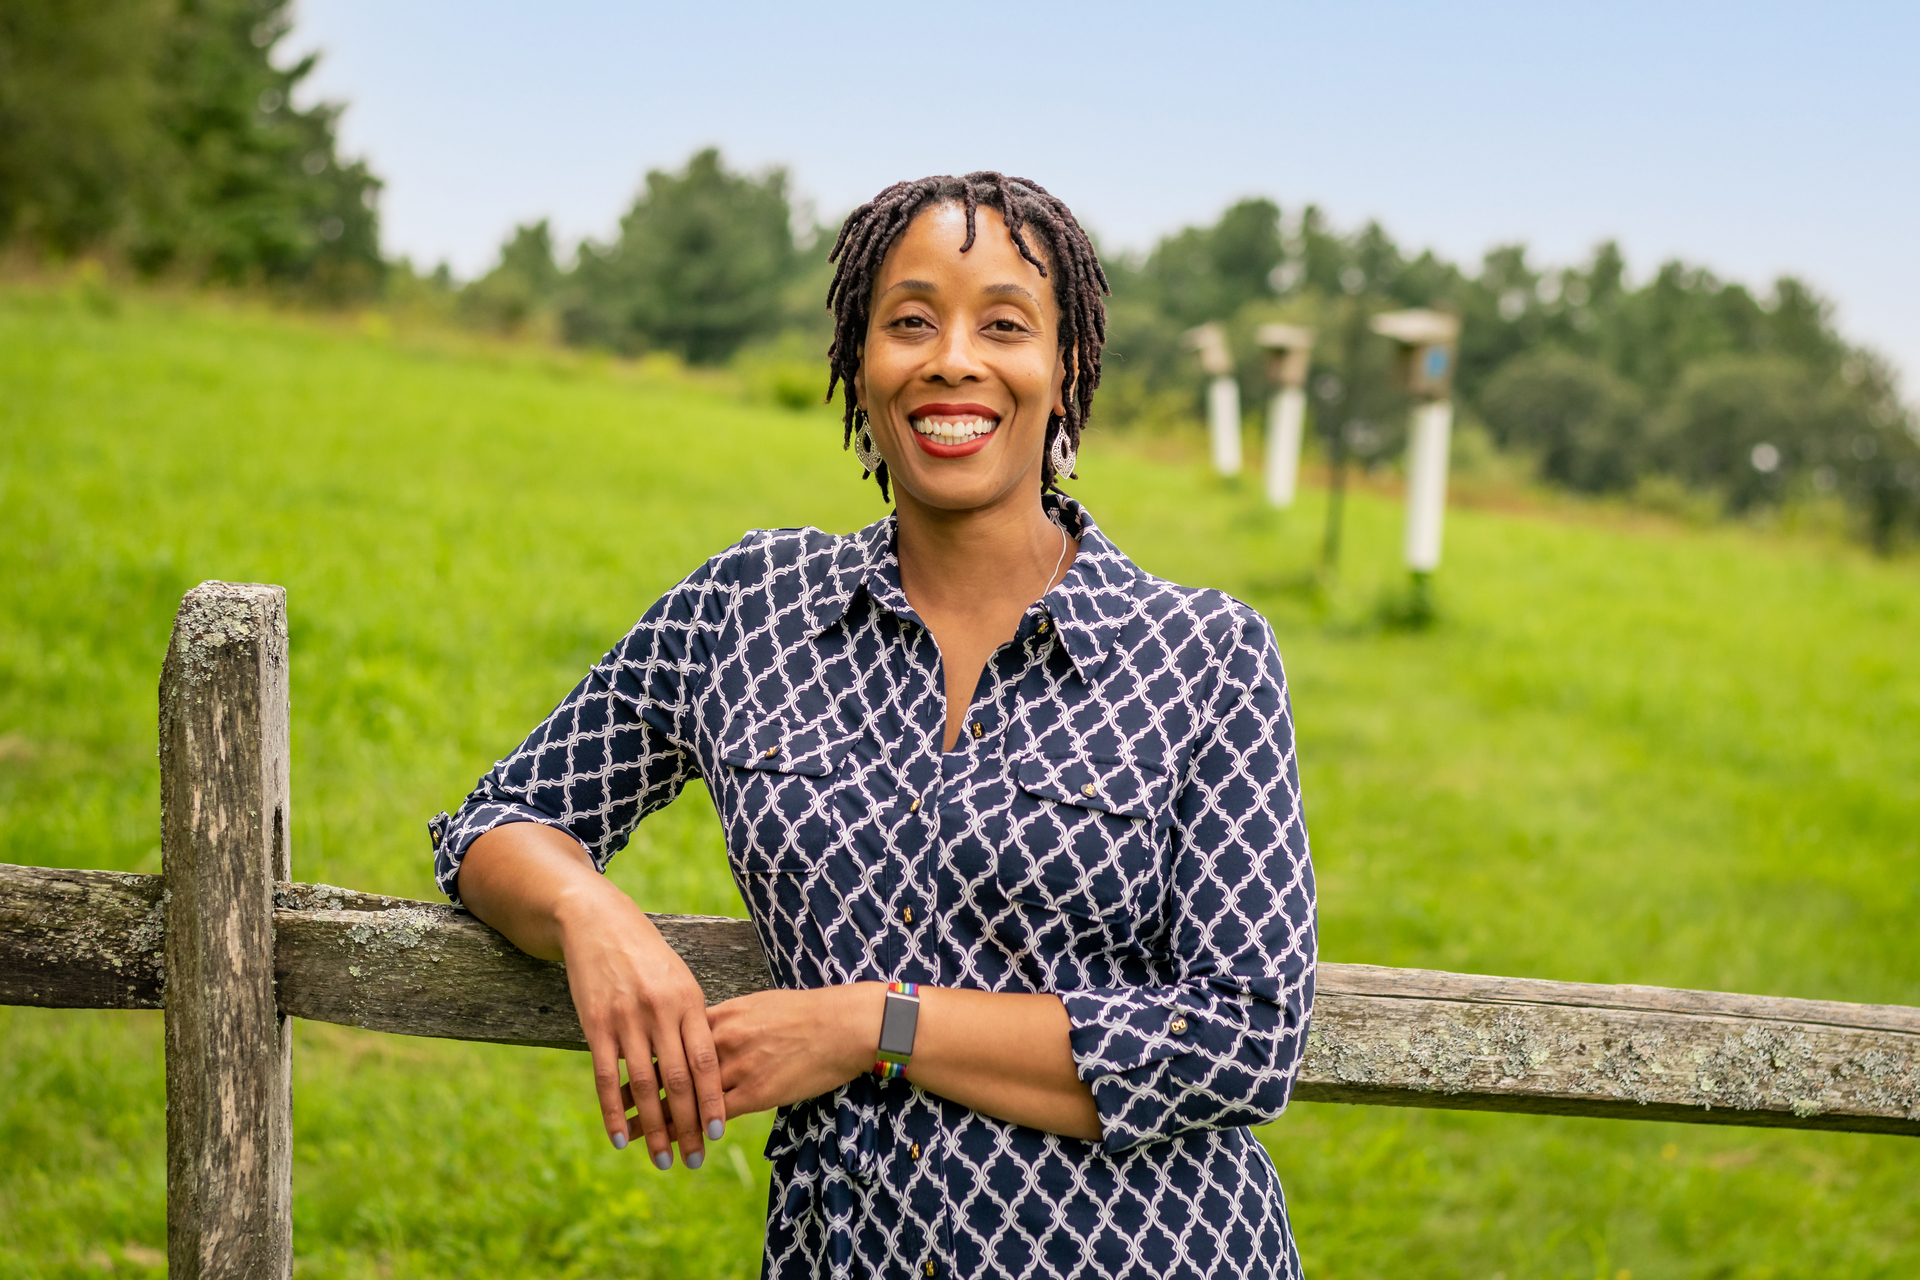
[{"xmin": 2, "ymin": 285, "xmax": 1916, "ymax": 1278}]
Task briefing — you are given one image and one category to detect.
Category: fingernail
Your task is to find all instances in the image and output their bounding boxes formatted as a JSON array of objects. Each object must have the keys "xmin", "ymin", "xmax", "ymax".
[
  {"xmin": 686, "ymin": 1151, "xmax": 704, "ymax": 1170},
  {"xmin": 707, "ymin": 1119, "xmax": 725, "ymax": 1141},
  {"xmin": 610, "ymin": 1131, "xmax": 627, "ymax": 1151},
  {"xmin": 653, "ymin": 1151, "xmax": 672, "ymax": 1171}
]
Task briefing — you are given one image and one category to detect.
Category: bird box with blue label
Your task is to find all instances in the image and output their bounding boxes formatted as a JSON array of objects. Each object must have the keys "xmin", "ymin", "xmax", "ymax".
[
  {"xmin": 1369, "ymin": 309, "xmax": 1460, "ymax": 399},
  {"xmin": 1368, "ymin": 309, "xmax": 1463, "ymax": 579}
]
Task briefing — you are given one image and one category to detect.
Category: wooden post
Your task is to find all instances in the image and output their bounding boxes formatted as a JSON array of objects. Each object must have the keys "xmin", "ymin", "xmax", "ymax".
[{"xmin": 160, "ymin": 582, "xmax": 293, "ymax": 1280}]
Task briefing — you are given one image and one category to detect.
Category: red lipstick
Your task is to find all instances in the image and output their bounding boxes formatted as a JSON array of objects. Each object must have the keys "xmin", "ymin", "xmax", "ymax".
[{"xmin": 907, "ymin": 403, "xmax": 1003, "ymax": 459}]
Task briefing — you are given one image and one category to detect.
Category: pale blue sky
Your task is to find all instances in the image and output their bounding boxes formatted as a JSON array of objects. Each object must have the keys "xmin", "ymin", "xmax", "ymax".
[{"xmin": 290, "ymin": 1, "xmax": 1919, "ymax": 391}]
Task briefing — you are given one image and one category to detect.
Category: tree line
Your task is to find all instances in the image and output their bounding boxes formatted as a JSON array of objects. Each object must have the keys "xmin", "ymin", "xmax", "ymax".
[
  {"xmin": 0, "ymin": 0, "xmax": 380, "ymax": 294},
  {"xmin": 458, "ymin": 151, "xmax": 1917, "ymax": 550}
]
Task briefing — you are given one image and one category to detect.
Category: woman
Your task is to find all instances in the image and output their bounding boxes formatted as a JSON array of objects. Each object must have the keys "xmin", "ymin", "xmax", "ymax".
[{"xmin": 431, "ymin": 172, "xmax": 1316, "ymax": 1279}]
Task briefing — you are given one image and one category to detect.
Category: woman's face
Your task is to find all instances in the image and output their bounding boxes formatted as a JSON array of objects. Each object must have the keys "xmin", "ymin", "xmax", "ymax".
[{"xmin": 854, "ymin": 203, "xmax": 1066, "ymax": 514}]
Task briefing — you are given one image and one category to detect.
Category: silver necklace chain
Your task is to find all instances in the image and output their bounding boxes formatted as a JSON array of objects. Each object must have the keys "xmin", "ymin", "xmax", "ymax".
[{"xmin": 1039, "ymin": 522, "xmax": 1068, "ymax": 604}]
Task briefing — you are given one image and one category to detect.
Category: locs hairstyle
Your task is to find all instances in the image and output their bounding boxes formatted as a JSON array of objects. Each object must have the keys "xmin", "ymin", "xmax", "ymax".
[{"xmin": 825, "ymin": 172, "xmax": 1110, "ymax": 501}]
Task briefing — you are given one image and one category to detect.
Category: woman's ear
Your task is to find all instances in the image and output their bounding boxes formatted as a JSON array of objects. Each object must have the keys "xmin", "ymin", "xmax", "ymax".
[{"xmin": 1051, "ymin": 355, "xmax": 1071, "ymax": 419}]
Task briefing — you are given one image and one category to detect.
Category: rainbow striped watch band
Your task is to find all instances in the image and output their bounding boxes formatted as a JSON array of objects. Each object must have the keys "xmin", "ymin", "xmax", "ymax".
[{"xmin": 873, "ymin": 981, "xmax": 921, "ymax": 1078}]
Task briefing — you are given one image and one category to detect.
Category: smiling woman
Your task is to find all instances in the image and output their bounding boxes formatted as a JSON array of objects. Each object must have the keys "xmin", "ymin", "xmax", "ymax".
[{"xmin": 431, "ymin": 172, "xmax": 1317, "ymax": 1280}]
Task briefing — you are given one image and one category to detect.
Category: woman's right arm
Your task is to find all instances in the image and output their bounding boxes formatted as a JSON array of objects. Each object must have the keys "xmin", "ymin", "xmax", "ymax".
[
  {"xmin": 456, "ymin": 821, "xmax": 725, "ymax": 1169},
  {"xmin": 432, "ymin": 551, "xmax": 736, "ymax": 1168}
]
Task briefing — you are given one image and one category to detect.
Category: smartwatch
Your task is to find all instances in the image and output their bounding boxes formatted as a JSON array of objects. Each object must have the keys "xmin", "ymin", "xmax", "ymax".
[{"xmin": 873, "ymin": 981, "xmax": 921, "ymax": 1078}]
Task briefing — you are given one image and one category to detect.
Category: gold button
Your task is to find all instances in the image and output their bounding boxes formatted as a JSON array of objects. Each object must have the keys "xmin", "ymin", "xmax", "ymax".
[
  {"xmin": 763, "ymin": 746, "xmax": 778, "ymax": 758},
  {"xmin": 910, "ymin": 1141, "xmax": 922, "ymax": 1160},
  {"xmin": 970, "ymin": 721, "xmax": 984, "ymax": 739},
  {"xmin": 924, "ymin": 1263, "xmax": 937, "ymax": 1278},
  {"xmin": 1037, "ymin": 619, "xmax": 1049, "ymax": 632},
  {"xmin": 902, "ymin": 906, "xmax": 913, "ymax": 924},
  {"xmin": 1169, "ymin": 1015, "xmax": 1188, "ymax": 1035},
  {"xmin": 909, "ymin": 794, "xmax": 921, "ymax": 813},
  {"xmin": 1081, "ymin": 783, "xmax": 1097, "ymax": 798}
]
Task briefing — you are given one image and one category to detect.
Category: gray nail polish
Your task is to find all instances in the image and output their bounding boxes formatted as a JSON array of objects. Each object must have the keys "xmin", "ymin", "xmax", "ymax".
[
  {"xmin": 653, "ymin": 1151, "xmax": 672, "ymax": 1171},
  {"xmin": 610, "ymin": 1131, "xmax": 627, "ymax": 1151},
  {"xmin": 686, "ymin": 1151, "xmax": 704, "ymax": 1170},
  {"xmin": 707, "ymin": 1119, "xmax": 725, "ymax": 1141}
]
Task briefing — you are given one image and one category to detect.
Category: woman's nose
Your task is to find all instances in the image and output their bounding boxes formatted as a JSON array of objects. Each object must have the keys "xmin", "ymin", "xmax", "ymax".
[{"xmin": 927, "ymin": 322, "xmax": 986, "ymax": 383}]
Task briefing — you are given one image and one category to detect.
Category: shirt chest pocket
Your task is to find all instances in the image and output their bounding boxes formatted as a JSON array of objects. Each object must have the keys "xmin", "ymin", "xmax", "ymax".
[
  {"xmin": 998, "ymin": 751, "xmax": 1175, "ymax": 927},
  {"xmin": 715, "ymin": 712, "xmax": 859, "ymax": 874}
]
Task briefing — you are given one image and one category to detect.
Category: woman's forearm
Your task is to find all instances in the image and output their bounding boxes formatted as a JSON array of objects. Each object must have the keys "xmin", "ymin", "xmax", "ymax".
[
  {"xmin": 456, "ymin": 822, "xmax": 632, "ymax": 960},
  {"xmin": 904, "ymin": 986, "xmax": 1103, "ymax": 1141},
  {"xmin": 457, "ymin": 821, "xmax": 726, "ymax": 1167},
  {"xmin": 710, "ymin": 982, "xmax": 1102, "ymax": 1140}
]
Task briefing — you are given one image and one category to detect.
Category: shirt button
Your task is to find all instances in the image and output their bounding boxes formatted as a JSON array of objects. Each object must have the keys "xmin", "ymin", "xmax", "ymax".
[
  {"xmin": 924, "ymin": 1263, "xmax": 938, "ymax": 1278},
  {"xmin": 902, "ymin": 906, "xmax": 914, "ymax": 925},
  {"xmin": 762, "ymin": 746, "xmax": 778, "ymax": 759},
  {"xmin": 909, "ymin": 793, "xmax": 921, "ymax": 813},
  {"xmin": 970, "ymin": 720, "xmax": 984, "ymax": 739},
  {"xmin": 909, "ymin": 1141, "xmax": 922, "ymax": 1160},
  {"xmin": 1081, "ymin": 782, "xmax": 1097, "ymax": 798},
  {"xmin": 1037, "ymin": 618, "xmax": 1049, "ymax": 633},
  {"xmin": 1169, "ymin": 1015, "xmax": 1188, "ymax": 1035}
]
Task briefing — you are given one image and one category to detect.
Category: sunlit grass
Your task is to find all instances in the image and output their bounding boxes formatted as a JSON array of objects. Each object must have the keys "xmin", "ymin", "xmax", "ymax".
[{"xmin": 1, "ymin": 287, "xmax": 1915, "ymax": 1278}]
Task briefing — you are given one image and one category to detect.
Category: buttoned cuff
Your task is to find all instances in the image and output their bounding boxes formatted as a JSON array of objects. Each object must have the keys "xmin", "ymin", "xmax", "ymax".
[
  {"xmin": 1061, "ymin": 985, "xmax": 1269, "ymax": 1153},
  {"xmin": 430, "ymin": 802, "xmax": 596, "ymax": 905}
]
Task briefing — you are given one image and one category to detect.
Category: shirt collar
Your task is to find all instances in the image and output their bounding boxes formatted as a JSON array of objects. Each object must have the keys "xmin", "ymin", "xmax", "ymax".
[{"xmin": 803, "ymin": 493, "xmax": 1143, "ymax": 682}]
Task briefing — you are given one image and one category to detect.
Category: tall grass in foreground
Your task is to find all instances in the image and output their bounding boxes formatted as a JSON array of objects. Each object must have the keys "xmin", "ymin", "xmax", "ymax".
[{"xmin": 1, "ymin": 288, "xmax": 1916, "ymax": 1278}]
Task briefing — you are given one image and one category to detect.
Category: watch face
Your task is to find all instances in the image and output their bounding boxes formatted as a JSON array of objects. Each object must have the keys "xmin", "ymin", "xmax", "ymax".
[{"xmin": 878, "ymin": 991, "xmax": 920, "ymax": 1059}]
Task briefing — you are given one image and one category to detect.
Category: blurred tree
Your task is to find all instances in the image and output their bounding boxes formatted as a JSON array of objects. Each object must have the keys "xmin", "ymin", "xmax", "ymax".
[
  {"xmin": 0, "ymin": 0, "xmax": 382, "ymax": 293},
  {"xmin": 461, "ymin": 219, "xmax": 563, "ymax": 333},
  {"xmin": 0, "ymin": 0, "xmax": 170, "ymax": 253},
  {"xmin": 565, "ymin": 148, "xmax": 799, "ymax": 362},
  {"xmin": 1482, "ymin": 349, "xmax": 1646, "ymax": 493},
  {"xmin": 1657, "ymin": 355, "xmax": 1818, "ymax": 512}
]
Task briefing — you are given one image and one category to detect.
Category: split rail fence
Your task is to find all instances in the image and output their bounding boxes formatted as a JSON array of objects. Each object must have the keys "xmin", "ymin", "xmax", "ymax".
[{"xmin": 3, "ymin": 582, "xmax": 1917, "ymax": 1278}]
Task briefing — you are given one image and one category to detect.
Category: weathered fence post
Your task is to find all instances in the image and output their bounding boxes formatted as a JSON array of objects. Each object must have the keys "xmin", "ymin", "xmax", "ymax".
[{"xmin": 160, "ymin": 582, "xmax": 293, "ymax": 1280}]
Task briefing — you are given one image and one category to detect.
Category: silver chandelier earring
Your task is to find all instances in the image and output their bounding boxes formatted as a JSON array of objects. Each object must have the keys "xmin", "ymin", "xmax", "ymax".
[
  {"xmin": 1049, "ymin": 422, "xmax": 1077, "ymax": 480},
  {"xmin": 851, "ymin": 411, "xmax": 885, "ymax": 475}
]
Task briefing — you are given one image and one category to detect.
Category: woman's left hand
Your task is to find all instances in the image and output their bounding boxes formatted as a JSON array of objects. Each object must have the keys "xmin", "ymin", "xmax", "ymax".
[{"xmin": 707, "ymin": 983, "xmax": 885, "ymax": 1117}]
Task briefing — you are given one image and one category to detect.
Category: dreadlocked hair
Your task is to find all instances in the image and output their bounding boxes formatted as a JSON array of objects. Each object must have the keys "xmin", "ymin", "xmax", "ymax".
[{"xmin": 825, "ymin": 172, "xmax": 1110, "ymax": 500}]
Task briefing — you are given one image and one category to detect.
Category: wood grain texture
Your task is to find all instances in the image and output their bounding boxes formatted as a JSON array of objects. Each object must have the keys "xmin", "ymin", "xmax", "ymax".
[
  {"xmin": 0, "ymin": 864, "xmax": 164, "ymax": 1010},
  {"xmin": 159, "ymin": 582, "xmax": 293, "ymax": 1280},
  {"xmin": 3, "ymin": 865, "xmax": 1914, "ymax": 1135},
  {"xmin": 1301, "ymin": 963, "xmax": 1920, "ymax": 1134},
  {"xmin": 271, "ymin": 881, "xmax": 769, "ymax": 1047}
]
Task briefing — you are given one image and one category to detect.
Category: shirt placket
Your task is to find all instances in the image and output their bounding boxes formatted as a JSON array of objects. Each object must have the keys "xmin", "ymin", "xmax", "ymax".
[{"xmin": 873, "ymin": 603, "xmax": 957, "ymax": 1277}]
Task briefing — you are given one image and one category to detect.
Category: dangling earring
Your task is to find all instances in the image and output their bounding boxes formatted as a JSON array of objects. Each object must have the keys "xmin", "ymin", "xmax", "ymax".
[
  {"xmin": 1049, "ymin": 422, "xmax": 1077, "ymax": 481},
  {"xmin": 850, "ymin": 409, "xmax": 885, "ymax": 476}
]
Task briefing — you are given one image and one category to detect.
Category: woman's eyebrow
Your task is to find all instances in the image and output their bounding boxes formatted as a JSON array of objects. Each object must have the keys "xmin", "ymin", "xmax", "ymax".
[
  {"xmin": 880, "ymin": 278, "xmax": 939, "ymax": 298},
  {"xmin": 983, "ymin": 283, "xmax": 1041, "ymax": 305}
]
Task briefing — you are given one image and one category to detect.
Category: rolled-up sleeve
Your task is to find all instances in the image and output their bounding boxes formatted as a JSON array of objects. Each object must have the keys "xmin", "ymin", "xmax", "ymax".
[
  {"xmin": 1060, "ymin": 612, "xmax": 1317, "ymax": 1153},
  {"xmin": 428, "ymin": 556, "xmax": 726, "ymax": 904}
]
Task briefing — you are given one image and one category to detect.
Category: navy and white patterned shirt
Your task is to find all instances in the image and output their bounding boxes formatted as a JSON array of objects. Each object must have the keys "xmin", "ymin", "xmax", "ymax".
[{"xmin": 430, "ymin": 493, "xmax": 1317, "ymax": 1280}]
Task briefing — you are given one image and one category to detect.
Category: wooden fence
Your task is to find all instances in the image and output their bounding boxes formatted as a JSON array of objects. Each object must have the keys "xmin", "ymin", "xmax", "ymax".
[{"xmin": 3, "ymin": 581, "xmax": 1916, "ymax": 1278}]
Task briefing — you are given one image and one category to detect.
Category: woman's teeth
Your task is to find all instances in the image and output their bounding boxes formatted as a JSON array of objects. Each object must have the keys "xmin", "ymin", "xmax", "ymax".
[{"xmin": 911, "ymin": 415, "xmax": 998, "ymax": 443}]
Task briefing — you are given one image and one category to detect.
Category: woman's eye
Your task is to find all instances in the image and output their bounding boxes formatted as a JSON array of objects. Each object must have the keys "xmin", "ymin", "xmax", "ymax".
[
  {"xmin": 989, "ymin": 319, "xmax": 1029, "ymax": 334},
  {"xmin": 893, "ymin": 315, "xmax": 929, "ymax": 330}
]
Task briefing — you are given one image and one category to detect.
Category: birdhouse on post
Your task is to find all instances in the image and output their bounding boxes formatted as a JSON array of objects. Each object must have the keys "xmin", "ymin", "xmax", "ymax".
[
  {"xmin": 1369, "ymin": 309, "xmax": 1461, "ymax": 576},
  {"xmin": 1255, "ymin": 323, "xmax": 1314, "ymax": 507},
  {"xmin": 1184, "ymin": 323, "xmax": 1241, "ymax": 478}
]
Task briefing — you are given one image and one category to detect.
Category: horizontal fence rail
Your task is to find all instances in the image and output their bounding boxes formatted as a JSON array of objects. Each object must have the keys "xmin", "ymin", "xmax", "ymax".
[{"xmin": 6, "ymin": 860, "xmax": 1916, "ymax": 1136}]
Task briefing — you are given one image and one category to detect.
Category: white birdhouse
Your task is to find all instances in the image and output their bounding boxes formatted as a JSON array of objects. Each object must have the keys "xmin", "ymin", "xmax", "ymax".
[{"xmin": 1255, "ymin": 324, "xmax": 1314, "ymax": 507}]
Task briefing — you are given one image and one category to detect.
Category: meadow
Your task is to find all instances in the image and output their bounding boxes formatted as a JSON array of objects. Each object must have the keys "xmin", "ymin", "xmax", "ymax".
[{"xmin": 1, "ymin": 285, "xmax": 1916, "ymax": 1279}]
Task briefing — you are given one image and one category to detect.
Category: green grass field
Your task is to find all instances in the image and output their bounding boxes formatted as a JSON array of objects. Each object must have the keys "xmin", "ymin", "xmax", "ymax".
[{"xmin": 2, "ymin": 285, "xmax": 1917, "ymax": 1279}]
